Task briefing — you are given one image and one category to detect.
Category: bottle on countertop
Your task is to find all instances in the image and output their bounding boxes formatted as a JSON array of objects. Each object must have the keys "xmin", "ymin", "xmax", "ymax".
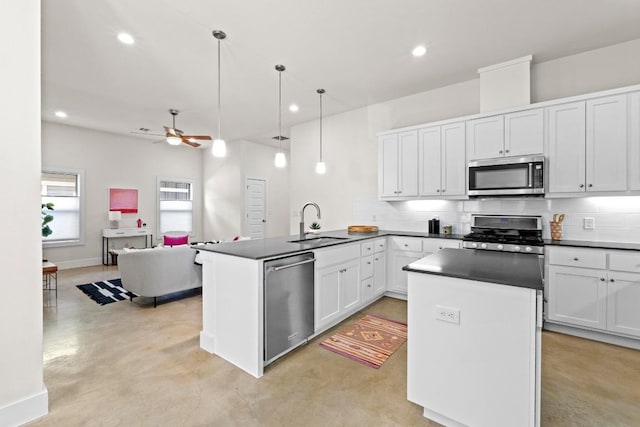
[{"xmin": 428, "ymin": 216, "xmax": 440, "ymax": 234}]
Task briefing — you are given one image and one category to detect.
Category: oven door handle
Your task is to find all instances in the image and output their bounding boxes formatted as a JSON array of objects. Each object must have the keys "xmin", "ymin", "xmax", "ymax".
[{"xmin": 528, "ymin": 163, "xmax": 534, "ymax": 188}]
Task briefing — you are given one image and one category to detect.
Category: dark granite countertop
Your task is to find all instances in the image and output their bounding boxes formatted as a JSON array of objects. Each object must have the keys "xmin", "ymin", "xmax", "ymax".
[
  {"xmin": 403, "ymin": 248, "xmax": 544, "ymax": 290},
  {"xmin": 194, "ymin": 229, "xmax": 465, "ymax": 260},
  {"xmin": 544, "ymin": 239, "xmax": 640, "ymax": 251}
]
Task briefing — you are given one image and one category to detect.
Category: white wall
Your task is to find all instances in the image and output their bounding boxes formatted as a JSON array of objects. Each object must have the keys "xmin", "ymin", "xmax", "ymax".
[
  {"xmin": 0, "ymin": 1, "xmax": 48, "ymax": 425},
  {"xmin": 290, "ymin": 38, "xmax": 640, "ymax": 242},
  {"xmin": 203, "ymin": 139, "xmax": 290, "ymax": 241},
  {"xmin": 42, "ymin": 122, "xmax": 203, "ymax": 268}
]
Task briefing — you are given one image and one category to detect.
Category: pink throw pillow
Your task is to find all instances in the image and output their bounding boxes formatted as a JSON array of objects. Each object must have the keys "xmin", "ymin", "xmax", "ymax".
[{"xmin": 164, "ymin": 234, "xmax": 188, "ymax": 246}]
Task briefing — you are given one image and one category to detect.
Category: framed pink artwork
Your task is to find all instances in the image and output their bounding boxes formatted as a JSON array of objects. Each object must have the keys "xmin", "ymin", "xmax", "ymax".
[{"xmin": 109, "ymin": 188, "xmax": 138, "ymax": 213}]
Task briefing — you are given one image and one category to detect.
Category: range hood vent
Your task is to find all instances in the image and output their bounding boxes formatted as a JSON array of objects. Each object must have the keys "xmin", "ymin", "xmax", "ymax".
[{"xmin": 478, "ymin": 55, "xmax": 532, "ymax": 113}]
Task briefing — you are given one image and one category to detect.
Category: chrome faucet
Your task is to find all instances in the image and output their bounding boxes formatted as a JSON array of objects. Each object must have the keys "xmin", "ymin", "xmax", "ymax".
[{"xmin": 300, "ymin": 202, "xmax": 321, "ymax": 240}]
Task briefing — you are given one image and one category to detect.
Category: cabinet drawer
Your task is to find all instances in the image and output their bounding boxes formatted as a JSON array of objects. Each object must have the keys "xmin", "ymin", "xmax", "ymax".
[
  {"xmin": 609, "ymin": 251, "xmax": 640, "ymax": 273},
  {"xmin": 389, "ymin": 236, "xmax": 423, "ymax": 252},
  {"xmin": 361, "ymin": 255, "xmax": 374, "ymax": 279},
  {"xmin": 361, "ymin": 241, "xmax": 374, "ymax": 256},
  {"xmin": 315, "ymin": 244, "xmax": 361, "ymax": 269},
  {"xmin": 423, "ymin": 238, "xmax": 460, "ymax": 253},
  {"xmin": 374, "ymin": 238, "xmax": 386, "ymax": 253},
  {"xmin": 547, "ymin": 247, "xmax": 606, "ymax": 269}
]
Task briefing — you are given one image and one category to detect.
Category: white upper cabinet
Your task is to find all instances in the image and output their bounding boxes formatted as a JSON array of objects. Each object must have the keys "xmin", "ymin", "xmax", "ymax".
[
  {"xmin": 418, "ymin": 126, "xmax": 441, "ymax": 196},
  {"xmin": 467, "ymin": 110, "xmax": 543, "ymax": 161},
  {"xmin": 466, "ymin": 115, "xmax": 504, "ymax": 160},
  {"xmin": 441, "ymin": 123, "xmax": 466, "ymax": 196},
  {"xmin": 547, "ymin": 95, "xmax": 628, "ymax": 194},
  {"xmin": 504, "ymin": 108, "xmax": 544, "ymax": 156},
  {"xmin": 631, "ymin": 92, "xmax": 640, "ymax": 191},
  {"xmin": 547, "ymin": 101, "xmax": 587, "ymax": 193},
  {"xmin": 378, "ymin": 131, "xmax": 418, "ymax": 198},
  {"xmin": 418, "ymin": 122, "xmax": 465, "ymax": 197},
  {"xmin": 379, "ymin": 133, "xmax": 400, "ymax": 198},
  {"xmin": 586, "ymin": 94, "xmax": 628, "ymax": 192}
]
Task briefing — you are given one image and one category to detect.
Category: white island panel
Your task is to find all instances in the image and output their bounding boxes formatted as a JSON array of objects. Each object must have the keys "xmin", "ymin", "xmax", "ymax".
[
  {"xmin": 408, "ymin": 272, "xmax": 540, "ymax": 427},
  {"xmin": 200, "ymin": 251, "xmax": 264, "ymax": 378}
]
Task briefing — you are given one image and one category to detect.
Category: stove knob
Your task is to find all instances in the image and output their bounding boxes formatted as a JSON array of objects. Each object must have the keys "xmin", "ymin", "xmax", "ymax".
[
  {"xmin": 497, "ymin": 244, "xmax": 504, "ymax": 250},
  {"xmin": 480, "ymin": 243, "xmax": 488, "ymax": 249},
  {"xmin": 514, "ymin": 246, "xmax": 521, "ymax": 252},
  {"xmin": 525, "ymin": 247, "xmax": 532, "ymax": 252},
  {"xmin": 471, "ymin": 242, "xmax": 478, "ymax": 248}
]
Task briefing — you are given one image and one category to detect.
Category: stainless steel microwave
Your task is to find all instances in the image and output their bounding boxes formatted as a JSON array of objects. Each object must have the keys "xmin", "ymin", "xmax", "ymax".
[{"xmin": 468, "ymin": 155, "xmax": 544, "ymax": 197}]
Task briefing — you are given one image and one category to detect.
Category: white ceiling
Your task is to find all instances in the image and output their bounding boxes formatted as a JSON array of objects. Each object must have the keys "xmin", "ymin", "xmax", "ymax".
[{"xmin": 42, "ymin": 0, "xmax": 640, "ymax": 148}]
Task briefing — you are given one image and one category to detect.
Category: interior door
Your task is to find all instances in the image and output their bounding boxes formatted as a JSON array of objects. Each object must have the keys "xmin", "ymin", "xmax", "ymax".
[{"xmin": 244, "ymin": 177, "xmax": 266, "ymax": 239}]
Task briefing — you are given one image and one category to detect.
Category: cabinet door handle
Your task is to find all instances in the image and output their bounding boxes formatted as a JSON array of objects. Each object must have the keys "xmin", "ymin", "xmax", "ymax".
[
  {"xmin": 505, "ymin": 149, "xmax": 510, "ymax": 154},
  {"xmin": 573, "ymin": 257, "xmax": 579, "ymax": 261},
  {"xmin": 438, "ymin": 247, "xmax": 443, "ymax": 250},
  {"xmin": 442, "ymin": 189, "xmax": 446, "ymax": 193},
  {"xmin": 436, "ymin": 189, "xmax": 440, "ymax": 192},
  {"xmin": 367, "ymin": 261, "xmax": 371, "ymax": 265},
  {"xmin": 579, "ymin": 184, "xmax": 584, "ymax": 188},
  {"xmin": 600, "ymin": 278, "xmax": 605, "ymax": 282},
  {"xmin": 374, "ymin": 258, "xmax": 379, "ymax": 261},
  {"xmin": 499, "ymin": 150, "xmax": 503, "ymax": 154},
  {"xmin": 610, "ymin": 278, "xmax": 615, "ymax": 283},
  {"xmin": 367, "ymin": 247, "xmax": 371, "ymax": 251},
  {"xmin": 367, "ymin": 284, "xmax": 372, "ymax": 288},
  {"xmin": 588, "ymin": 184, "xmax": 593, "ymax": 188},
  {"xmin": 404, "ymin": 244, "xmax": 409, "ymax": 247}
]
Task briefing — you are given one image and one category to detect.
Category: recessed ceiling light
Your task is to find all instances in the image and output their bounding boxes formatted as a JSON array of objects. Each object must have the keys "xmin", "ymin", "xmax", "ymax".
[
  {"xmin": 117, "ymin": 33, "xmax": 135, "ymax": 45},
  {"xmin": 289, "ymin": 104, "xmax": 299, "ymax": 112},
  {"xmin": 54, "ymin": 111, "xmax": 67, "ymax": 118},
  {"xmin": 412, "ymin": 45, "xmax": 427, "ymax": 57}
]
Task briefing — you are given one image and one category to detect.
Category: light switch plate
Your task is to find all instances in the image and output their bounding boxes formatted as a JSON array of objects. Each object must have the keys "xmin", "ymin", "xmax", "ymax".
[{"xmin": 584, "ymin": 217, "xmax": 595, "ymax": 230}]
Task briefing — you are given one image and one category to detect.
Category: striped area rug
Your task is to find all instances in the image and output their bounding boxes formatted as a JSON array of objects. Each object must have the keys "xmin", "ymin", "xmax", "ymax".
[
  {"xmin": 319, "ymin": 314, "xmax": 408, "ymax": 369},
  {"xmin": 76, "ymin": 279, "xmax": 137, "ymax": 305}
]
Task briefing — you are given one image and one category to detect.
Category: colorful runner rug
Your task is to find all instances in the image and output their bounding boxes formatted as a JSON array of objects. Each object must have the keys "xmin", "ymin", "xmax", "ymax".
[
  {"xmin": 319, "ymin": 314, "xmax": 408, "ymax": 368},
  {"xmin": 76, "ymin": 279, "xmax": 137, "ymax": 305}
]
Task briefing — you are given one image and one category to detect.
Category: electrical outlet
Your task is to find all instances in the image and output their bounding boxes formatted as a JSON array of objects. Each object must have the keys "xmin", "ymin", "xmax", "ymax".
[
  {"xmin": 584, "ymin": 217, "xmax": 595, "ymax": 230},
  {"xmin": 435, "ymin": 305, "xmax": 460, "ymax": 325}
]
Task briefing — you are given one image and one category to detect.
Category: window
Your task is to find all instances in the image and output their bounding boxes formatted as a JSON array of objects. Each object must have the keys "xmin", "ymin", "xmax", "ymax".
[
  {"xmin": 41, "ymin": 168, "xmax": 84, "ymax": 246},
  {"xmin": 157, "ymin": 178, "xmax": 193, "ymax": 235}
]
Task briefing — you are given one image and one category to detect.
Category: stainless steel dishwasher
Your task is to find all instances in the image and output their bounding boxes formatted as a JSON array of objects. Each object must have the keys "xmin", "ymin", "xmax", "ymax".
[{"xmin": 264, "ymin": 252, "xmax": 315, "ymax": 364}]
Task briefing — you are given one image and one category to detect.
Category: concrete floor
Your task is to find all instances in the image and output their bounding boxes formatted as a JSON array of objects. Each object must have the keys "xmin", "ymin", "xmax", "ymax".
[{"xmin": 32, "ymin": 265, "xmax": 640, "ymax": 426}]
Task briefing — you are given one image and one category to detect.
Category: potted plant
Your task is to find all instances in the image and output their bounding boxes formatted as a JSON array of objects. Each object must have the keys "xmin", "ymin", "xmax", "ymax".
[
  {"xmin": 42, "ymin": 202, "xmax": 54, "ymax": 237},
  {"xmin": 308, "ymin": 221, "xmax": 321, "ymax": 235}
]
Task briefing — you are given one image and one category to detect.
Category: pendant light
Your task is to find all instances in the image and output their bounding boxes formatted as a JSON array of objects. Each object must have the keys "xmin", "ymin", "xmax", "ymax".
[
  {"xmin": 212, "ymin": 30, "xmax": 227, "ymax": 158},
  {"xmin": 315, "ymin": 89, "xmax": 326, "ymax": 174},
  {"xmin": 274, "ymin": 64, "xmax": 287, "ymax": 168}
]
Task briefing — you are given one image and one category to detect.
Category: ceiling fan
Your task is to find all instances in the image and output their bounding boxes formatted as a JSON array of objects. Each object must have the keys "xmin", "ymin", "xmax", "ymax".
[{"xmin": 132, "ymin": 109, "xmax": 212, "ymax": 147}]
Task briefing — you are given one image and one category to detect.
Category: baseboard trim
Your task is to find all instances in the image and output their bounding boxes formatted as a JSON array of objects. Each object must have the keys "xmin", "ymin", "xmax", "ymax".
[
  {"xmin": 384, "ymin": 290, "xmax": 407, "ymax": 301},
  {"xmin": 0, "ymin": 387, "xmax": 48, "ymax": 427},
  {"xmin": 52, "ymin": 257, "xmax": 102, "ymax": 270},
  {"xmin": 544, "ymin": 322, "xmax": 640, "ymax": 350}
]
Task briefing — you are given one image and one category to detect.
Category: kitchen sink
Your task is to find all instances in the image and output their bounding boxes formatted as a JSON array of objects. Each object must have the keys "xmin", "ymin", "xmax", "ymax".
[{"xmin": 288, "ymin": 236, "xmax": 350, "ymax": 244}]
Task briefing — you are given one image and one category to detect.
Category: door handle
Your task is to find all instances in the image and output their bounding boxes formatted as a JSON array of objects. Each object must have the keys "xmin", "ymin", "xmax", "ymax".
[
  {"xmin": 262, "ymin": 219, "xmax": 266, "ymax": 223},
  {"xmin": 271, "ymin": 258, "xmax": 315, "ymax": 272}
]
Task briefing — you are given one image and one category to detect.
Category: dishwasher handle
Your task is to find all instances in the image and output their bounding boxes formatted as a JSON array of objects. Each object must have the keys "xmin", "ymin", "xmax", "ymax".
[{"xmin": 270, "ymin": 257, "xmax": 315, "ymax": 273}]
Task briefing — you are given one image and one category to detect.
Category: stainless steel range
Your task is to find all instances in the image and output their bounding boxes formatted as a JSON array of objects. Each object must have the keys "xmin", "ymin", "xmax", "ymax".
[{"xmin": 463, "ymin": 214, "xmax": 544, "ymax": 255}]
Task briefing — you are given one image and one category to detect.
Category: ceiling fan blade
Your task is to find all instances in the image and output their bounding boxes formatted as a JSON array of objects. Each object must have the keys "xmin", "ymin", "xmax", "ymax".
[
  {"xmin": 182, "ymin": 139, "xmax": 201, "ymax": 148},
  {"xmin": 164, "ymin": 126, "xmax": 178, "ymax": 137},
  {"xmin": 130, "ymin": 131, "xmax": 165, "ymax": 137},
  {"xmin": 181, "ymin": 135, "xmax": 212, "ymax": 141}
]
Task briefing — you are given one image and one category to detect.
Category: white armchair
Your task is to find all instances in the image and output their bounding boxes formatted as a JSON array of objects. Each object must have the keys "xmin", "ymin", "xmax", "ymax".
[{"xmin": 117, "ymin": 245, "xmax": 202, "ymax": 307}]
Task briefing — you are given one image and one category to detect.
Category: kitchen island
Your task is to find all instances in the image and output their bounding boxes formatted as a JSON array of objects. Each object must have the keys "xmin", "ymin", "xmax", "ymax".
[
  {"xmin": 405, "ymin": 249, "xmax": 543, "ymax": 427},
  {"xmin": 194, "ymin": 229, "xmax": 462, "ymax": 378}
]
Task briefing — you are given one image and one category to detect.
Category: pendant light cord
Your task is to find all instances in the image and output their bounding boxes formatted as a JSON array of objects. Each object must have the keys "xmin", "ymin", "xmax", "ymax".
[
  {"xmin": 217, "ymin": 37, "xmax": 221, "ymax": 140},
  {"xmin": 319, "ymin": 91, "xmax": 323, "ymax": 161},
  {"xmin": 278, "ymin": 69, "xmax": 282, "ymax": 149}
]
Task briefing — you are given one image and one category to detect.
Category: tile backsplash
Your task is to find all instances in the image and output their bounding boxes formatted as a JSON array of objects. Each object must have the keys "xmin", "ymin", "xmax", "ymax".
[{"xmin": 353, "ymin": 196, "xmax": 640, "ymax": 242}]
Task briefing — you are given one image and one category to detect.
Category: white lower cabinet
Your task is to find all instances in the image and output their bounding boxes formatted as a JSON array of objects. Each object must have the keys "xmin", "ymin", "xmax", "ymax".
[
  {"xmin": 546, "ymin": 246, "xmax": 640, "ymax": 339},
  {"xmin": 315, "ymin": 258, "xmax": 360, "ymax": 331},
  {"xmin": 387, "ymin": 237, "xmax": 461, "ymax": 294},
  {"xmin": 372, "ymin": 253, "xmax": 386, "ymax": 296},
  {"xmin": 547, "ymin": 265, "xmax": 607, "ymax": 330},
  {"xmin": 361, "ymin": 239, "xmax": 387, "ymax": 305}
]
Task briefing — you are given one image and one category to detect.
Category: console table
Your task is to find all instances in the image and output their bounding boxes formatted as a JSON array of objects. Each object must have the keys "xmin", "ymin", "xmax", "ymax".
[{"xmin": 102, "ymin": 228, "xmax": 153, "ymax": 265}]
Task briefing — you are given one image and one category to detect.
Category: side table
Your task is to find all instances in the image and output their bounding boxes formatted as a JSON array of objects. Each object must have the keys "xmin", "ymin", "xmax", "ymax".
[
  {"xmin": 102, "ymin": 228, "xmax": 153, "ymax": 265},
  {"xmin": 42, "ymin": 261, "xmax": 58, "ymax": 305}
]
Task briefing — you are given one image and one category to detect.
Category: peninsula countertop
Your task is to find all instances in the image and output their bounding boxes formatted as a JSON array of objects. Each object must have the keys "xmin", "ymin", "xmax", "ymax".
[
  {"xmin": 404, "ymin": 248, "xmax": 544, "ymax": 290},
  {"xmin": 194, "ymin": 230, "xmax": 465, "ymax": 260}
]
